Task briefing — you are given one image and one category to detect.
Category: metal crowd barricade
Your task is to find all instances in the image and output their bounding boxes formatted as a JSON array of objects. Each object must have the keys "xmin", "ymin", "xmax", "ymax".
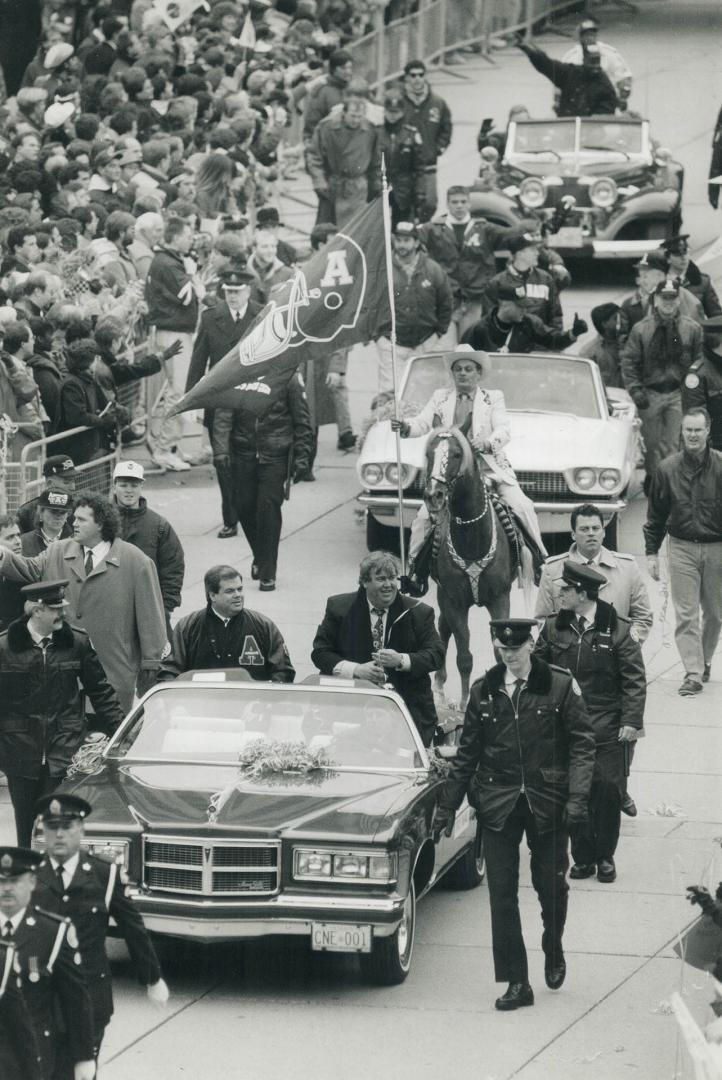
[{"xmin": 3, "ymin": 428, "xmax": 122, "ymax": 514}]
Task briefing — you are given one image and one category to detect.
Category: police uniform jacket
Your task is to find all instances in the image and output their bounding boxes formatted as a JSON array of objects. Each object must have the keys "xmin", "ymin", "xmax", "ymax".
[
  {"xmin": 418, "ymin": 216, "xmax": 518, "ymax": 300},
  {"xmin": 681, "ymin": 346, "xmax": 722, "ymax": 450},
  {"xmin": 534, "ymin": 600, "xmax": 647, "ymax": 745},
  {"xmin": 11, "ymin": 904, "xmax": 95, "ymax": 1079},
  {"xmin": 226, "ymin": 372, "xmax": 314, "ymax": 469},
  {"xmin": 0, "ymin": 941, "xmax": 42, "ymax": 1080},
  {"xmin": 33, "ymin": 853, "xmax": 162, "ymax": 1035},
  {"xmin": 158, "ymin": 606, "xmax": 296, "ymax": 683},
  {"xmin": 0, "ymin": 618, "xmax": 124, "ymax": 780},
  {"xmin": 535, "ymin": 546, "xmax": 653, "ymax": 642},
  {"xmin": 439, "ymin": 656, "xmax": 595, "ymax": 832},
  {"xmin": 311, "ymin": 589, "xmax": 445, "ymax": 745},
  {"xmin": 676, "ymin": 261, "xmax": 722, "ymax": 318}
]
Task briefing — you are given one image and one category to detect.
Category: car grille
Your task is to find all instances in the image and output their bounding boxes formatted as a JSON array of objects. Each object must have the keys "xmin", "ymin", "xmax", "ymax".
[
  {"xmin": 143, "ymin": 836, "xmax": 280, "ymax": 897},
  {"xmin": 516, "ymin": 472, "xmax": 616, "ymax": 503}
]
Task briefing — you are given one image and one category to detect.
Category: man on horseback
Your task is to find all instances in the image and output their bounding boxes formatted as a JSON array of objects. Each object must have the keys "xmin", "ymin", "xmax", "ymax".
[{"xmin": 392, "ymin": 349, "xmax": 546, "ymax": 594}]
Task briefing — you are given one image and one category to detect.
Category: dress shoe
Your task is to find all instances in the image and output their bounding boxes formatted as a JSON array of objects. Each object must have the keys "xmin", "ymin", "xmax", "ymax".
[
  {"xmin": 495, "ymin": 982, "xmax": 534, "ymax": 1011},
  {"xmin": 621, "ymin": 793, "xmax": 637, "ymax": 817},
  {"xmin": 251, "ymin": 562, "xmax": 260, "ymax": 581},
  {"xmin": 544, "ymin": 960, "xmax": 566, "ymax": 990},
  {"xmin": 597, "ymin": 858, "xmax": 617, "ymax": 883},
  {"xmin": 703, "ymin": 663, "xmax": 712, "ymax": 683},
  {"xmin": 569, "ymin": 863, "xmax": 596, "ymax": 880},
  {"xmin": 679, "ymin": 675, "xmax": 703, "ymax": 696},
  {"xmin": 337, "ymin": 431, "xmax": 357, "ymax": 452},
  {"xmin": 217, "ymin": 525, "xmax": 237, "ymax": 539},
  {"xmin": 259, "ymin": 579, "xmax": 276, "ymax": 592}
]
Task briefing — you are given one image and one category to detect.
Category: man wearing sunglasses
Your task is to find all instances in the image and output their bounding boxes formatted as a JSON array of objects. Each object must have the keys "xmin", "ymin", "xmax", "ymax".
[{"xmin": 401, "ymin": 60, "xmax": 452, "ymax": 222}]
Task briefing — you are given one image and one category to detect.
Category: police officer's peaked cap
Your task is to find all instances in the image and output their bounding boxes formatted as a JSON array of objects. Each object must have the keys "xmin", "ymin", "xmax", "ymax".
[
  {"xmin": 37, "ymin": 488, "xmax": 73, "ymax": 510},
  {"xmin": 221, "ymin": 264, "xmax": 255, "ymax": 287},
  {"xmin": 561, "ymin": 560, "xmax": 606, "ymax": 596},
  {"xmin": 636, "ymin": 250, "xmax": 668, "ymax": 273},
  {"xmin": 0, "ymin": 847, "xmax": 43, "ymax": 878},
  {"xmin": 34, "ymin": 793, "xmax": 92, "ymax": 824},
  {"xmin": 20, "ymin": 579, "xmax": 69, "ymax": 607},
  {"xmin": 490, "ymin": 618, "xmax": 538, "ymax": 646},
  {"xmin": 656, "ymin": 277, "xmax": 680, "ymax": 297},
  {"xmin": 702, "ymin": 315, "xmax": 722, "ymax": 334}
]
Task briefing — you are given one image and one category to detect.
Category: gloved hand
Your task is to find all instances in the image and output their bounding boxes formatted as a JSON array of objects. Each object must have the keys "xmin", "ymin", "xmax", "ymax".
[
  {"xmin": 572, "ymin": 313, "xmax": 588, "ymax": 338},
  {"xmin": 162, "ymin": 339, "xmax": 183, "ymax": 362},
  {"xmin": 432, "ymin": 806, "xmax": 455, "ymax": 841},
  {"xmin": 632, "ymin": 391, "xmax": 650, "ymax": 411},
  {"xmin": 213, "ymin": 454, "xmax": 230, "ymax": 469},
  {"xmin": 292, "ymin": 464, "xmax": 312, "ymax": 483},
  {"xmin": 562, "ymin": 800, "xmax": 588, "ymax": 828},
  {"xmin": 686, "ymin": 885, "xmax": 716, "ymax": 915},
  {"xmin": 147, "ymin": 977, "xmax": 170, "ymax": 1008}
]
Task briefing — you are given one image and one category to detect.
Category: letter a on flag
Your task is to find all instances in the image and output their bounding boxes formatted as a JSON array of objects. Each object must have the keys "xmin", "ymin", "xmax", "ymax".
[{"xmin": 173, "ymin": 198, "xmax": 391, "ymax": 417}]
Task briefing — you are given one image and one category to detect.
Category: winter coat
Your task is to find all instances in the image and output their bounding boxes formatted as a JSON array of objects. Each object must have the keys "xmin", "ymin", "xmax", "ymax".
[
  {"xmin": 306, "ymin": 111, "xmax": 382, "ymax": 221},
  {"xmin": 621, "ymin": 312, "xmax": 703, "ymax": 406},
  {"xmin": 681, "ymin": 346, "xmax": 722, "ymax": 450},
  {"xmin": 439, "ymin": 656, "xmax": 596, "ymax": 832},
  {"xmin": 462, "ymin": 309, "xmax": 574, "ymax": 354},
  {"xmin": 401, "ymin": 88, "xmax": 452, "ymax": 166},
  {"xmin": 486, "ymin": 265, "xmax": 563, "ymax": 330},
  {"xmin": 378, "ymin": 253, "xmax": 453, "ymax": 347},
  {"xmin": 58, "ymin": 368, "xmax": 113, "ymax": 465},
  {"xmin": 115, "ymin": 496, "xmax": 185, "ymax": 614},
  {"xmin": 302, "ymin": 73, "xmax": 348, "ymax": 142},
  {"xmin": 27, "ymin": 351, "xmax": 63, "ymax": 435},
  {"xmin": 381, "ymin": 120, "xmax": 426, "ymax": 220},
  {"xmin": 145, "ymin": 248, "xmax": 199, "ymax": 332},
  {"xmin": 223, "ymin": 372, "xmax": 313, "ymax": 469},
  {"xmin": 579, "ymin": 334, "xmax": 623, "ymax": 387},
  {"xmin": 534, "ymin": 600, "xmax": 647, "ymax": 745},
  {"xmin": 158, "ymin": 606, "xmax": 295, "ymax": 683},
  {"xmin": 675, "ymin": 260, "xmax": 722, "ymax": 317},
  {"xmin": 520, "ymin": 44, "xmax": 618, "ymax": 117},
  {"xmin": 0, "ymin": 617, "xmax": 123, "ymax": 779},
  {"xmin": 644, "ymin": 447, "xmax": 722, "ymax": 553},
  {"xmin": 418, "ymin": 216, "xmax": 518, "ymax": 300},
  {"xmin": 0, "ymin": 537, "xmax": 168, "ymax": 713}
]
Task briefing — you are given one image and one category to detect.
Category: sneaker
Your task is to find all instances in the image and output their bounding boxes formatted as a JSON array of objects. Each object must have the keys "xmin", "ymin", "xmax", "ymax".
[
  {"xmin": 679, "ymin": 675, "xmax": 703, "ymax": 696},
  {"xmin": 152, "ymin": 450, "xmax": 191, "ymax": 472},
  {"xmin": 703, "ymin": 663, "xmax": 711, "ymax": 683},
  {"xmin": 337, "ymin": 431, "xmax": 357, "ymax": 452}
]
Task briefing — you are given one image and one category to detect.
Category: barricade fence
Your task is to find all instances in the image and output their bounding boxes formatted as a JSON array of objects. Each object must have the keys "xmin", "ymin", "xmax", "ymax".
[
  {"xmin": 3, "ymin": 427, "xmax": 122, "ymax": 516},
  {"xmin": 348, "ymin": 0, "xmax": 584, "ymax": 88}
]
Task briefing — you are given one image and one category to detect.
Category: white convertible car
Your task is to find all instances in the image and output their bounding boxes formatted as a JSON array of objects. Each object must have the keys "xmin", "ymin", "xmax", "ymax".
[{"xmin": 357, "ymin": 352, "xmax": 640, "ymax": 550}]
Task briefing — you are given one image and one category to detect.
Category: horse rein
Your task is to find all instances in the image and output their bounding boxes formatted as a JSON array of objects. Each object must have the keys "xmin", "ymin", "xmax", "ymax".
[{"xmin": 429, "ymin": 433, "xmax": 490, "ymax": 525}]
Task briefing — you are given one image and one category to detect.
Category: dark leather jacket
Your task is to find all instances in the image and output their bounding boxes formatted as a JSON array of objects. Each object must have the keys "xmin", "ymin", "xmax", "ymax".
[
  {"xmin": 222, "ymin": 372, "xmax": 313, "ymax": 467},
  {"xmin": 534, "ymin": 600, "xmax": 646, "ymax": 745},
  {"xmin": 440, "ymin": 656, "xmax": 595, "ymax": 832}
]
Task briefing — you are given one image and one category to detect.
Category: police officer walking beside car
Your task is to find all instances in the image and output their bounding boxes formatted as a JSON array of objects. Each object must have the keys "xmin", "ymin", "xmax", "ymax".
[
  {"xmin": 433, "ymin": 618, "xmax": 595, "ymax": 1011},
  {"xmin": 534, "ymin": 562, "xmax": 646, "ymax": 884},
  {"xmin": 682, "ymin": 316, "xmax": 722, "ymax": 450}
]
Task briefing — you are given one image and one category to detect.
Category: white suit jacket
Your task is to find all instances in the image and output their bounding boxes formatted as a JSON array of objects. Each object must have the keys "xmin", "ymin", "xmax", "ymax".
[{"xmin": 406, "ymin": 387, "xmax": 517, "ymax": 484}]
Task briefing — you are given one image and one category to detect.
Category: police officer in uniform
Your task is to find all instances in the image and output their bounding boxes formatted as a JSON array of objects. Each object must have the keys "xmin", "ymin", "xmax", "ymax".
[
  {"xmin": 0, "ymin": 846, "xmax": 95, "ymax": 1080},
  {"xmin": 682, "ymin": 316, "xmax": 722, "ymax": 450},
  {"xmin": 15, "ymin": 455, "xmax": 76, "ymax": 537},
  {"xmin": 433, "ymin": 619, "xmax": 595, "ymax": 1010},
  {"xmin": 0, "ymin": 938, "xmax": 42, "ymax": 1080},
  {"xmin": 33, "ymin": 794, "xmax": 168, "ymax": 1067},
  {"xmin": 535, "ymin": 563, "xmax": 646, "ymax": 884},
  {"xmin": 158, "ymin": 564, "xmax": 295, "ymax": 683}
]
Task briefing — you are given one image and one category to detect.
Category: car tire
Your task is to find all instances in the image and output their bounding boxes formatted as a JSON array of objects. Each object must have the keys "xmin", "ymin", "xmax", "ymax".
[
  {"xmin": 361, "ymin": 882, "xmax": 416, "ymax": 985},
  {"xmin": 444, "ymin": 826, "xmax": 485, "ymax": 890},
  {"xmin": 604, "ymin": 515, "xmax": 618, "ymax": 551}
]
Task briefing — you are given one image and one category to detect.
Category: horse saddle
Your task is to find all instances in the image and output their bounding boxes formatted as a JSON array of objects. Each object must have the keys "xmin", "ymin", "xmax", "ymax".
[{"xmin": 489, "ymin": 491, "xmax": 544, "ymax": 586}]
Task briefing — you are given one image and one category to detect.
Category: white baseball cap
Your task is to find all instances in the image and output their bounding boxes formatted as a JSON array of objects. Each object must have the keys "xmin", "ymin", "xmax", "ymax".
[{"xmin": 113, "ymin": 460, "xmax": 145, "ymax": 482}]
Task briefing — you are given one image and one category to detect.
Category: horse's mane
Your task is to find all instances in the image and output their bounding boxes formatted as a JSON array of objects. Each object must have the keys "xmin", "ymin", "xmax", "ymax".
[{"xmin": 431, "ymin": 426, "xmax": 475, "ymax": 477}]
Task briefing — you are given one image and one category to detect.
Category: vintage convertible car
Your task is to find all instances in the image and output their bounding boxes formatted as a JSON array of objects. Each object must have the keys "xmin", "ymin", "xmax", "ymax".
[
  {"xmin": 52, "ymin": 672, "xmax": 482, "ymax": 985},
  {"xmin": 357, "ymin": 351, "xmax": 639, "ymax": 550},
  {"xmin": 472, "ymin": 115, "xmax": 683, "ymax": 259}
]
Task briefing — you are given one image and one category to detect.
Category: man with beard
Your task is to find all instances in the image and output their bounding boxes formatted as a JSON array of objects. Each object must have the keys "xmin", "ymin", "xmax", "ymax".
[{"xmin": 682, "ymin": 316, "xmax": 722, "ymax": 449}]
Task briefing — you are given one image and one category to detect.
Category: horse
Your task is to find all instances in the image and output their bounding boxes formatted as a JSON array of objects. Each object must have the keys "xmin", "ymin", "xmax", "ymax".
[{"xmin": 424, "ymin": 427, "xmax": 516, "ymax": 709}]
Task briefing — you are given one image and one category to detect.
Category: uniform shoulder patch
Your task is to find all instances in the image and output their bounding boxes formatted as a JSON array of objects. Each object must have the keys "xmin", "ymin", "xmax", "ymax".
[{"xmin": 684, "ymin": 372, "xmax": 700, "ymax": 389}]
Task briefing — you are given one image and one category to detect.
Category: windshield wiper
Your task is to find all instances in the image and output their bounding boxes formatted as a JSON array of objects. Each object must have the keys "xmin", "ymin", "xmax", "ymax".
[{"xmin": 580, "ymin": 144, "xmax": 630, "ymax": 159}]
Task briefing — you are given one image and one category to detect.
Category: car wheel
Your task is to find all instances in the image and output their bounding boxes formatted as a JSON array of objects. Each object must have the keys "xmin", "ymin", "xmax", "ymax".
[
  {"xmin": 604, "ymin": 515, "xmax": 618, "ymax": 551},
  {"xmin": 361, "ymin": 882, "xmax": 416, "ymax": 985},
  {"xmin": 444, "ymin": 826, "xmax": 485, "ymax": 890}
]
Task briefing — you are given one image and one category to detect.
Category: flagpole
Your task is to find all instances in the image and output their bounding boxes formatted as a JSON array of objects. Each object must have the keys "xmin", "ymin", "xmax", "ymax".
[{"xmin": 380, "ymin": 155, "xmax": 407, "ymax": 574}]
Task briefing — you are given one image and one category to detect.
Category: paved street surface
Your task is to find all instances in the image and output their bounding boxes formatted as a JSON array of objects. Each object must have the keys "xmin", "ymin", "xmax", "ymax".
[{"xmin": 3, "ymin": 2, "xmax": 722, "ymax": 1077}]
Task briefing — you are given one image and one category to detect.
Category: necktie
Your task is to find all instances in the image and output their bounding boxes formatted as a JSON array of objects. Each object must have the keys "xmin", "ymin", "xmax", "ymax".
[
  {"xmin": 577, "ymin": 615, "xmax": 587, "ymax": 633},
  {"xmin": 55, "ymin": 863, "xmax": 65, "ymax": 892},
  {"xmin": 511, "ymin": 678, "xmax": 523, "ymax": 709},
  {"xmin": 2, "ymin": 920, "xmax": 12, "ymax": 938},
  {"xmin": 371, "ymin": 607, "xmax": 385, "ymax": 653},
  {"xmin": 454, "ymin": 392, "xmax": 473, "ymax": 429},
  {"xmin": 84, "ymin": 549, "xmax": 93, "ymax": 576},
  {"xmin": 40, "ymin": 637, "xmax": 50, "ymax": 651}
]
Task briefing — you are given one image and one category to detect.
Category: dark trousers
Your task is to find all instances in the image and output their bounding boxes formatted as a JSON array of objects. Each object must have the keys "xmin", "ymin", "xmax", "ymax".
[
  {"xmin": 231, "ymin": 456, "xmax": 287, "ymax": 581},
  {"xmin": 483, "ymin": 795, "xmax": 570, "ymax": 983},
  {"xmin": 7, "ymin": 767, "xmax": 56, "ymax": 846},
  {"xmin": 315, "ymin": 192, "xmax": 336, "ymax": 226},
  {"xmin": 215, "ymin": 459, "xmax": 238, "ymax": 529},
  {"xmin": 571, "ymin": 743, "xmax": 624, "ymax": 864}
]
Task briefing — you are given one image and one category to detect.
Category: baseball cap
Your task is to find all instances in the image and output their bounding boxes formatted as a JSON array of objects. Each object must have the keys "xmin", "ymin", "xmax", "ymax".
[
  {"xmin": 256, "ymin": 206, "xmax": 280, "ymax": 227},
  {"xmin": 656, "ymin": 278, "xmax": 680, "ymax": 298},
  {"xmin": 44, "ymin": 43, "xmax": 74, "ymax": 70},
  {"xmin": 44, "ymin": 102, "xmax": 75, "ymax": 129},
  {"xmin": 507, "ymin": 232, "xmax": 541, "ymax": 254},
  {"xmin": 393, "ymin": 221, "xmax": 417, "ymax": 238},
  {"xmin": 113, "ymin": 460, "xmax": 145, "ymax": 482},
  {"xmin": 37, "ymin": 488, "xmax": 73, "ymax": 510},
  {"xmin": 43, "ymin": 454, "xmax": 76, "ymax": 478}
]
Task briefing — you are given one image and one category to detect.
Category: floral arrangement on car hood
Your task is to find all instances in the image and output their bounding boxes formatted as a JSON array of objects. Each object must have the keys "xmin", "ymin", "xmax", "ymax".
[
  {"xmin": 66, "ymin": 733, "xmax": 110, "ymax": 778},
  {"xmin": 236, "ymin": 738, "xmax": 331, "ymax": 779}
]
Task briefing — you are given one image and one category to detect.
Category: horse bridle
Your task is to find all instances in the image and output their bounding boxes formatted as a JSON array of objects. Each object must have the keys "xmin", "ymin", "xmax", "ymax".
[{"xmin": 429, "ymin": 433, "xmax": 490, "ymax": 526}]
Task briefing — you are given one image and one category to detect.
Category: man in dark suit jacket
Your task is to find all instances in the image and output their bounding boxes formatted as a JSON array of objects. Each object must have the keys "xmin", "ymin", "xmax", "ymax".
[
  {"xmin": 187, "ymin": 265, "xmax": 262, "ymax": 538},
  {"xmin": 312, "ymin": 552, "xmax": 445, "ymax": 745}
]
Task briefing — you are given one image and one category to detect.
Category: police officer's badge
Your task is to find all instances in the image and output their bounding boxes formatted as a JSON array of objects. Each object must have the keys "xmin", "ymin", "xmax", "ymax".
[{"xmin": 684, "ymin": 372, "xmax": 700, "ymax": 389}]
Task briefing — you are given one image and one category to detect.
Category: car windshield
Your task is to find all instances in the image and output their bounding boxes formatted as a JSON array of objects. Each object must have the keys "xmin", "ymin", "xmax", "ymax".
[
  {"xmin": 401, "ymin": 354, "xmax": 602, "ymax": 419},
  {"xmin": 512, "ymin": 121, "xmax": 575, "ymax": 154},
  {"xmin": 579, "ymin": 120, "xmax": 642, "ymax": 154},
  {"xmin": 110, "ymin": 686, "xmax": 424, "ymax": 770}
]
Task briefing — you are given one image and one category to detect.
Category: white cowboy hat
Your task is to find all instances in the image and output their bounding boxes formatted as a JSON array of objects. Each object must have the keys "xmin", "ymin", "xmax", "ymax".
[{"xmin": 445, "ymin": 348, "xmax": 492, "ymax": 378}]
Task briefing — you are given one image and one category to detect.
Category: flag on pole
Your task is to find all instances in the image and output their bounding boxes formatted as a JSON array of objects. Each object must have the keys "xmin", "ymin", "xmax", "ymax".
[
  {"xmin": 172, "ymin": 198, "xmax": 391, "ymax": 417},
  {"xmin": 150, "ymin": 0, "xmax": 209, "ymax": 32},
  {"xmin": 238, "ymin": 12, "xmax": 256, "ymax": 50}
]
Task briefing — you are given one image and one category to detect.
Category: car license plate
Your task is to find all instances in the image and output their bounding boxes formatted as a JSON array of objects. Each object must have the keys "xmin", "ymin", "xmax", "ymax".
[
  {"xmin": 311, "ymin": 923, "xmax": 372, "ymax": 953},
  {"xmin": 549, "ymin": 226, "xmax": 584, "ymax": 249}
]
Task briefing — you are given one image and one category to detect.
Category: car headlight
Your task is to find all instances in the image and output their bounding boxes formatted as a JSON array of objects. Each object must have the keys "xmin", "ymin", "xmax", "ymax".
[
  {"xmin": 294, "ymin": 848, "xmax": 396, "ymax": 883},
  {"xmin": 385, "ymin": 463, "xmax": 410, "ymax": 486},
  {"xmin": 518, "ymin": 177, "xmax": 546, "ymax": 209},
  {"xmin": 589, "ymin": 177, "xmax": 618, "ymax": 209},
  {"xmin": 573, "ymin": 467, "xmax": 597, "ymax": 490},
  {"xmin": 361, "ymin": 463, "xmax": 383, "ymax": 486},
  {"xmin": 599, "ymin": 468, "xmax": 621, "ymax": 490}
]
